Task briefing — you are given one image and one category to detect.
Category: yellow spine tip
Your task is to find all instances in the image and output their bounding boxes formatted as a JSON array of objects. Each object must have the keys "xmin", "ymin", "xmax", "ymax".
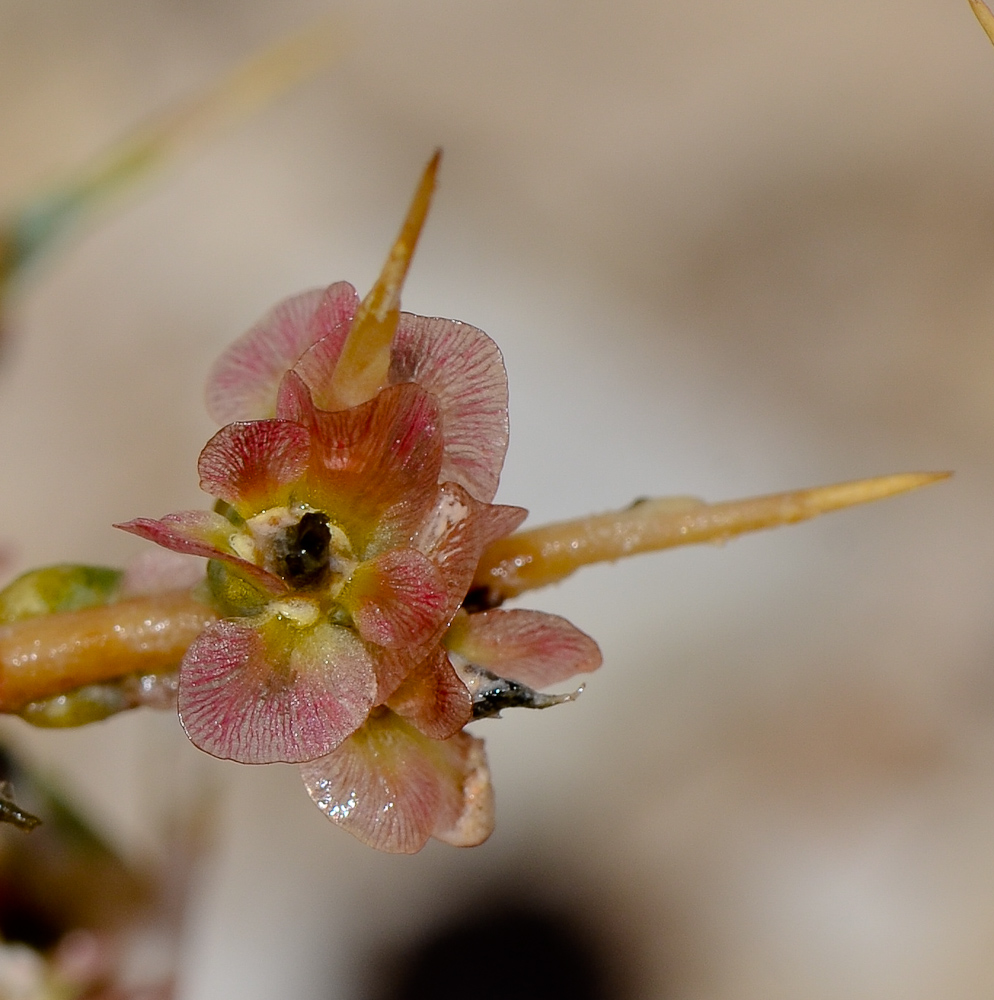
[{"xmin": 970, "ymin": 0, "xmax": 994, "ymax": 46}]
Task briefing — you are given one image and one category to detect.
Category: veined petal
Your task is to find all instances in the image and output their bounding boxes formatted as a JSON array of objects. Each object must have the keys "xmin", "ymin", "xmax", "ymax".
[
  {"xmin": 300, "ymin": 709, "xmax": 494, "ymax": 853},
  {"xmin": 445, "ymin": 608, "xmax": 602, "ymax": 687},
  {"xmin": 178, "ymin": 619, "xmax": 375, "ymax": 763},
  {"xmin": 291, "ymin": 285, "xmax": 359, "ymax": 409},
  {"xmin": 476, "ymin": 500, "xmax": 530, "ymax": 549},
  {"xmin": 369, "ymin": 645, "xmax": 425, "ymax": 704},
  {"xmin": 362, "ymin": 488, "xmax": 494, "ymax": 697},
  {"xmin": 302, "ymin": 383, "xmax": 443, "ymax": 552},
  {"xmin": 391, "ymin": 314, "xmax": 508, "ymax": 501},
  {"xmin": 206, "ymin": 288, "xmax": 323, "ymax": 423},
  {"xmin": 386, "ymin": 646, "xmax": 472, "ymax": 739},
  {"xmin": 274, "ymin": 368, "xmax": 315, "ymax": 424},
  {"xmin": 205, "ymin": 283, "xmax": 359, "ymax": 423},
  {"xmin": 197, "ymin": 419, "xmax": 310, "ymax": 515},
  {"xmin": 413, "ymin": 484, "xmax": 527, "ymax": 613},
  {"xmin": 345, "ymin": 548, "xmax": 448, "ymax": 648},
  {"xmin": 115, "ymin": 512, "xmax": 286, "ymax": 593}
]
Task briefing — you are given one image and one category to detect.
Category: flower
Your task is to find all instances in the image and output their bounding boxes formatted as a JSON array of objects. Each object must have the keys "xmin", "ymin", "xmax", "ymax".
[
  {"xmin": 117, "ymin": 366, "xmax": 536, "ymax": 764},
  {"xmin": 115, "ymin": 154, "xmax": 602, "ymax": 851}
]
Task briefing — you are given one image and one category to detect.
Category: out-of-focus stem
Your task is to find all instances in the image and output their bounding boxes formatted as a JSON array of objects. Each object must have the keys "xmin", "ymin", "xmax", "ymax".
[
  {"xmin": 327, "ymin": 150, "xmax": 440, "ymax": 408},
  {"xmin": 471, "ymin": 472, "xmax": 950, "ymax": 604},
  {"xmin": 0, "ymin": 592, "xmax": 216, "ymax": 713},
  {"xmin": 1, "ymin": 18, "xmax": 344, "ymax": 289},
  {"xmin": 970, "ymin": 0, "xmax": 994, "ymax": 46}
]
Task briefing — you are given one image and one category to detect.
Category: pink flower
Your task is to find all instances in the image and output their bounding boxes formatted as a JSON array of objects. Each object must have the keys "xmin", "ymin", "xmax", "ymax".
[
  {"xmin": 206, "ymin": 281, "xmax": 510, "ymax": 504},
  {"xmin": 118, "ymin": 274, "xmax": 601, "ymax": 852}
]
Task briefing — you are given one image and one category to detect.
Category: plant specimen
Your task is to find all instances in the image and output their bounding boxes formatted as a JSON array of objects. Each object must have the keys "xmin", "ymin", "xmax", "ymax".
[{"xmin": 0, "ymin": 148, "xmax": 945, "ymax": 852}]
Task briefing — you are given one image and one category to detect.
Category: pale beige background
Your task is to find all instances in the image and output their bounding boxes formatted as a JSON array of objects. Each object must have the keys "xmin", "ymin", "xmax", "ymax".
[{"xmin": 2, "ymin": 1, "xmax": 994, "ymax": 997}]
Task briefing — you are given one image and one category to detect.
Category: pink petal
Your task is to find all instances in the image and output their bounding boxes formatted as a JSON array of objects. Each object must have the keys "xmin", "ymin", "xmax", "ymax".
[
  {"xmin": 291, "ymin": 290, "xmax": 358, "ymax": 410},
  {"xmin": 206, "ymin": 288, "xmax": 322, "ymax": 423},
  {"xmin": 179, "ymin": 619, "xmax": 376, "ymax": 763},
  {"xmin": 274, "ymin": 368, "xmax": 315, "ymax": 425},
  {"xmin": 445, "ymin": 608, "xmax": 602, "ymax": 687},
  {"xmin": 412, "ymin": 484, "xmax": 527, "ymax": 612},
  {"xmin": 350, "ymin": 484, "xmax": 515, "ymax": 704},
  {"xmin": 429, "ymin": 729, "xmax": 494, "ymax": 848},
  {"xmin": 345, "ymin": 548, "xmax": 448, "ymax": 648},
  {"xmin": 300, "ymin": 383, "xmax": 444, "ymax": 553},
  {"xmin": 205, "ymin": 283, "xmax": 359, "ymax": 423},
  {"xmin": 197, "ymin": 419, "xmax": 310, "ymax": 515},
  {"xmin": 115, "ymin": 512, "xmax": 286, "ymax": 593},
  {"xmin": 476, "ymin": 500, "xmax": 529, "ymax": 549},
  {"xmin": 368, "ymin": 645, "xmax": 425, "ymax": 704},
  {"xmin": 390, "ymin": 314, "xmax": 508, "ymax": 501},
  {"xmin": 386, "ymin": 646, "xmax": 472, "ymax": 740},
  {"xmin": 300, "ymin": 710, "xmax": 494, "ymax": 853}
]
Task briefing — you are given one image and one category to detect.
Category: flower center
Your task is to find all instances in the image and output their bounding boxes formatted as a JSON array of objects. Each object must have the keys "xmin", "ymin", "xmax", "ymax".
[
  {"xmin": 277, "ymin": 511, "xmax": 333, "ymax": 588},
  {"xmin": 239, "ymin": 505, "xmax": 358, "ymax": 596}
]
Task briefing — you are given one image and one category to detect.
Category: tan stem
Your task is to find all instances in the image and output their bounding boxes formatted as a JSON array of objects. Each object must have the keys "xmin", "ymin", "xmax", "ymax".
[
  {"xmin": 472, "ymin": 472, "xmax": 950, "ymax": 603},
  {"xmin": 0, "ymin": 592, "xmax": 216, "ymax": 713}
]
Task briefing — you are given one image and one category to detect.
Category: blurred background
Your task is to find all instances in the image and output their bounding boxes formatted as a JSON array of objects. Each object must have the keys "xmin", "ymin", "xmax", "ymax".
[{"xmin": 1, "ymin": 0, "xmax": 994, "ymax": 996}]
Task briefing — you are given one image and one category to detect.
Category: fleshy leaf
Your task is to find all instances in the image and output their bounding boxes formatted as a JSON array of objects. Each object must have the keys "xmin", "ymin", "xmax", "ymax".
[
  {"xmin": 197, "ymin": 418, "xmax": 310, "ymax": 515},
  {"xmin": 0, "ymin": 593, "xmax": 216, "ymax": 712},
  {"xmin": 300, "ymin": 709, "xmax": 493, "ymax": 853},
  {"xmin": 970, "ymin": 0, "xmax": 994, "ymax": 46},
  {"xmin": 386, "ymin": 646, "xmax": 472, "ymax": 739},
  {"xmin": 345, "ymin": 548, "xmax": 448, "ymax": 648},
  {"xmin": 445, "ymin": 608, "xmax": 601, "ymax": 688},
  {"xmin": 391, "ymin": 314, "xmax": 508, "ymax": 501},
  {"xmin": 178, "ymin": 619, "xmax": 375, "ymax": 763}
]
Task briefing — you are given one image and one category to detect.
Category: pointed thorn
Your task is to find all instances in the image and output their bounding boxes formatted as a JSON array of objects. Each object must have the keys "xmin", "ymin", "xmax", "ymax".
[
  {"xmin": 329, "ymin": 151, "xmax": 442, "ymax": 408},
  {"xmin": 472, "ymin": 471, "xmax": 951, "ymax": 601}
]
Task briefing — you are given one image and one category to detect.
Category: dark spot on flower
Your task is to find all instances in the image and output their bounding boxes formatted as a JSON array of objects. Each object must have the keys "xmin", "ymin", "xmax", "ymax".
[
  {"xmin": 461, "ymin": 586, "xmax": 503, "ymax": 613},
  {"xmin": 278, "ymin": 512, "xmax": 332, "ymax": 588}
]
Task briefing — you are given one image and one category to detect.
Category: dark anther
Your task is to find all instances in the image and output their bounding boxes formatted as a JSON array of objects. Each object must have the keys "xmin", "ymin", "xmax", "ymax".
[{"xmin": 279, "ymin": 512, "xmax": 332, "ymax": 588}]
